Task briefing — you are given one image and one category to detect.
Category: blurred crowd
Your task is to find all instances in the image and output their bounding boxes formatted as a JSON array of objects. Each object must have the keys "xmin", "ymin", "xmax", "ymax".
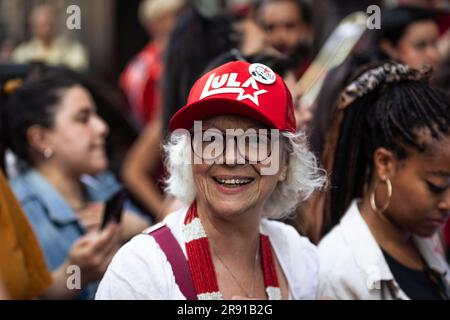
[{"xmin": 0, "ymin": 0, "xmax": 450, "ymax": 300}]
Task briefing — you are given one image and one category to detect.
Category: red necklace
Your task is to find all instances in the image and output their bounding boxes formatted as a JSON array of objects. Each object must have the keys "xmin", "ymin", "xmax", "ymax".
[{"xmin": 182, "ymin": 202, "xmax": 282, "ymax": 300}]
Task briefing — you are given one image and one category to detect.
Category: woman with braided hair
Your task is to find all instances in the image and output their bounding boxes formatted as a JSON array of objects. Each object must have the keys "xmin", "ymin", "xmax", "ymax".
[{"xmin": 317, "ymin": 61, "xmax": 450, "ymax": 300}]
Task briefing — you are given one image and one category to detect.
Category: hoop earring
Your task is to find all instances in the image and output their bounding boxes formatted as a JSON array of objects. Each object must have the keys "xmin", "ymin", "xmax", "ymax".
[
  {"xmin": 43, "ymin": 148, "xmax": 53, "ymax": 159},
  {"xmin": 370, "ymin": 177, "xmax": 392, "ymax": 214}
]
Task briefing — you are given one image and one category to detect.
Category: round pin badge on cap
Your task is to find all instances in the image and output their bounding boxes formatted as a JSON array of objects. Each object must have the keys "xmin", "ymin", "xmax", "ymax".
[{"xmin": 249, "ymin": 63, "xmax": 276, "ymax": 85}]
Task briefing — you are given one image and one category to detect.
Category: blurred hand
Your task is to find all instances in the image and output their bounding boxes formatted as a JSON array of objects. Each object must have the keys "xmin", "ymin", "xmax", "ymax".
[
  {"xmin": 293, "ymin": 93, "xmax": 314, "ymax": 132},
  {"xmin": 67, "ymin": 223, "xmax": 122, "ymax": 286},
  {"xmin": 76, "ymin": 202, "xmax": 104, "ymax": 233},
  {"xmin": 236, "ymin": 18, "xmax": 269, "ymax": 56}
]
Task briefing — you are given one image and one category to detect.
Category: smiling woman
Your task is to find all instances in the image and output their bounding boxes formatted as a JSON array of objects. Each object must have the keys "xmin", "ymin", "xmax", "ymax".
[
  {"xmin": 96, "ymin": 61, "xmax": 326, "ymax": 300},
  {"xmin": 165, "ymin": 117, "xmax": 323, "ymax": 220}
]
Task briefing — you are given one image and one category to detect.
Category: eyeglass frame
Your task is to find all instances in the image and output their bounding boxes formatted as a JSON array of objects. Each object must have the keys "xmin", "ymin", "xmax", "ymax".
[{"xmin": 189, "ymin": 128, "xmax": 281, "ymax": 164}]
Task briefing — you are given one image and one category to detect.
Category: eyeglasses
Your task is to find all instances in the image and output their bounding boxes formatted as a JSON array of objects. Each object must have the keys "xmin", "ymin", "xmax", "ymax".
[{"xmin": 190, "ymin": 129, "xmax": 279, "ymax": 163}]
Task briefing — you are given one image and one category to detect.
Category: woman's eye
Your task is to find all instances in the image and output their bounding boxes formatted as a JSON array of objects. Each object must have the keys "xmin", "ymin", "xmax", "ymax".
[
  {"xmin": 264, "ymin": 24, "xmax": 275, "ymax": 33},
  {"xmin": 426, "ymin": 181, "xmax": 446, "ymax": 194},
  {"xmin": 414, "ymin": 41, "xmax": 427, "ymax": 50},
  {"xmin": 78, "ymin": 115, "xmax": 89, "ymax": 123},
  {"xmin": 76, "ymin": 110, "xmax": 91, "ymax": 123},
  {"xmin": 285, "ymin": 22, "xmax": 297, "ymax": 30}
]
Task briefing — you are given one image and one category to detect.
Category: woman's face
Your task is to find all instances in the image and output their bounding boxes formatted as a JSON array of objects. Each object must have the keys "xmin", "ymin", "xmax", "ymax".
[
  {"xmin": 389, "ymin": 20, "xmax": 441, "ymax": 70},
  {"xmin": 192, "ymin": 115, "xmax": 288, "ymax": 218},
  {"xmin": 383, "ymin": 135, "xmax": 450, "ymax": 237},
  {"xmin": 42, "ymin": 85, "xmax": 109, "ymax": 176}
]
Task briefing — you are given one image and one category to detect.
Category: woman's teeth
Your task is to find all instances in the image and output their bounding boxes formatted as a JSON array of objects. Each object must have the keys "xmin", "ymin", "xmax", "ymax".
[{"xmin": 215, "ymin": 178, "xmax": 253, "ymax": 186}]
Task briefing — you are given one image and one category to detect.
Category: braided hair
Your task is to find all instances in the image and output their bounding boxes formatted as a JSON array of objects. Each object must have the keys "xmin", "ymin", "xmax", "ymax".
[{"xmin": 318, "ymin": 61, "xmax": 450, "ymax": 237}]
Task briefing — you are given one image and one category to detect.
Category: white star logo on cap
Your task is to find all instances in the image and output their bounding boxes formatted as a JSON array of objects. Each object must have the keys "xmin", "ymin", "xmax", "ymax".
[
  {"xmin": 236, "ymin": 76, "xmax": 267, "ymax": 105},
  {"xmin": 200, "ymin": 72, "xmax": 268, "ymax": 106}
]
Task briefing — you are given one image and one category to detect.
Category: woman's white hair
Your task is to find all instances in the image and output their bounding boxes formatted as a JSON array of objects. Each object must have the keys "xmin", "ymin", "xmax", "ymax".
[{"xmin": 163, "ymin": 130, "xmax": 326, "ymax": 219}]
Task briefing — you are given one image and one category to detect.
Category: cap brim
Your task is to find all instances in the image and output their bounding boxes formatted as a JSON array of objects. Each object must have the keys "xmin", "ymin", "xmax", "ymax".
[{"xmin": 169, "ymin": 98, "xmax": 280, "ymax": 131}]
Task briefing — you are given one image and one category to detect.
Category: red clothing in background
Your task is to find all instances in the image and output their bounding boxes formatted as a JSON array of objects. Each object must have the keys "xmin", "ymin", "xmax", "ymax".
[
  {"xmin": 120, "ymin": 42, "xmax": 163, "ymax": 125},
  {"xmin": 437, "ymin": 12, "xmax": 450, "ymax": 35}
]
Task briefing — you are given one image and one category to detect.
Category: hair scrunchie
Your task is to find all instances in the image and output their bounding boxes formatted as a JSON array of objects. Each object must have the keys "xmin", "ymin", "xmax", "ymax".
[{"xmin": 338, "ymin": 60, "xmax": 432, "ymax": 110}]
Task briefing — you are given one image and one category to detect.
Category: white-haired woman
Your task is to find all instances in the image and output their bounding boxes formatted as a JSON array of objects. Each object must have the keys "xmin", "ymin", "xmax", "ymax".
[{"xmin": 96, "ymin": 61, "xmax": 325, "ymax": 300}]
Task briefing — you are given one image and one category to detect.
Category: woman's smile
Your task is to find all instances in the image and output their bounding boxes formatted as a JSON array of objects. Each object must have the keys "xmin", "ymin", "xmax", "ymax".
[{"xmin": 212, "ymin": 175, "xmax": 256, "ymax": 195}]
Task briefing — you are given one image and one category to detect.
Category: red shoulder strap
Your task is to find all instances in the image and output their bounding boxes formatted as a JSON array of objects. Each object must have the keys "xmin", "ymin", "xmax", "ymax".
[{"xmin": 147, "ymin": 224, "xmax": 197, "ymax": 300}]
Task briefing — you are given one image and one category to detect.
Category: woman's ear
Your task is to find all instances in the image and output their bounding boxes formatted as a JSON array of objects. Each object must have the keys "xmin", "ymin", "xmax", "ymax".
[
  {"xmin": 373, "ymin": 147, "xmax": 397, "ymax": 180},
  {"xmin": 380, "ymin": 39, "xmax": 400, "ymax": 60},
  {"xmin": 26, "ymin": 125, "xmax": 52, "ymax": 155}
]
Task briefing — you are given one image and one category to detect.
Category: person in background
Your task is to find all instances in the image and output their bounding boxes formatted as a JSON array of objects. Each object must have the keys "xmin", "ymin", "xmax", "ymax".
[
  {"xmin": 12, "ymin": 4, "xmax": 88, "ymax": 71},
  {"xmin": 376, "ymin": 6, "xmax": 442, "ymax": 71},
  {"xmin": 253, "ymin": 0, "xmax": 315, "ymax": 144},
  {"xmin": 311, "ymin": 5, "xmax": 443, "ymax": 157},
  {"xmin": 0, "ymin": 168, "xmax": 124, "ymax": 300},
  {"xmin": 301, "ymin": 6, "xmax": 444, "ymax": 242},
  {"xmin": 256, "ymin": 0, "xmax": 313, "ymax": 78},
  {"xmin": 316, "ymin": 61, "xmax": 450, "ymax": 299},
  {"xmin": 433, "ymin": 54, "xmax": 450, "ymax": 265},
  {"xmin": 393, "ymin": 0, "xmax": 450, "ymax": 62},
  {"xmin": 2, "ymin": 71, "xmax": 150, "ymax": 299},
  {"xmin": 228, "ymin": 0, "xmax": 269, "ymax": 57},
  {"xmin": 120, "ymin": 0, "xmax": 185, "ymax": 127},
  {"xmin": 161, "ymin": 6, "xmax": 238, "ymax": 132},
  {"xmin": 0, "ymin": 37, "xmax": 16, "ymax": 63}
]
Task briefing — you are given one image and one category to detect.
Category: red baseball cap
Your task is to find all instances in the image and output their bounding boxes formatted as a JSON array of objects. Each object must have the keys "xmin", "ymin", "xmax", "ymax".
[{"xmin": 169, "ymin": 61, "xmax": 296, "ymax": 132}]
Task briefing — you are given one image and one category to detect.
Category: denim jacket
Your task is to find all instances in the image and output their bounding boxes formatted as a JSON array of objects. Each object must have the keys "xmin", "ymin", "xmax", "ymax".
[{"xmin": 9, "ymin": 169, "xmax": 146, "ymax": 299}]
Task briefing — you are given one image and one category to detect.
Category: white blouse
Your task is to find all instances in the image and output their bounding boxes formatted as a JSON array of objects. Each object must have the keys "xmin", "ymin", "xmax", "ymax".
[
  {"xmin": 96, "ymin": 207, "xmax": 319, "ymax": 300},
  {"xmin": 318, "ymin": 200, "xmax": 450, "ymax": 300}
]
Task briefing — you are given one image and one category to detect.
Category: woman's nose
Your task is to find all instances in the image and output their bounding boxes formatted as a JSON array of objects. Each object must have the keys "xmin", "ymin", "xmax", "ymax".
[
  {"xmin": 223, "ymin": 138, "xmax": 238, "ymax": 165},
  {"xmin": 438, "ymin": 191, "xmax": 450, "ymax": 213},
  {"xmin": 223, "ymin": 136, "xmax": 247, "ymax": 165},
  {"xmin": 94, "ymin": 115, "xmax": 109, "ymax": 137},
  {"xmin": 426, "ymin": 46, "xmax": 441, "ymax": 67}
]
